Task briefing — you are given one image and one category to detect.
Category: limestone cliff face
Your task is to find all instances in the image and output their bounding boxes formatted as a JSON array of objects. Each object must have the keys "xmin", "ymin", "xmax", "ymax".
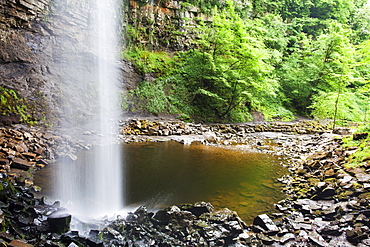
[
  {"xmin": 0, "ymin": 0, "xmax": 49, "ymax": 28},
  {"xmin": 125, "ymin": 0, "xmax": 209, "ymax": 51},
  {"xmin": 0, "ymin": 0, "xmax": 56, "ymax": 124},
  {"xmin": 0, "ymin": 0, "xmax": 141, "ymax": 125},
  {"xmin": 0, "ymin": 0, "xmax": 201, "ymax": 125}
]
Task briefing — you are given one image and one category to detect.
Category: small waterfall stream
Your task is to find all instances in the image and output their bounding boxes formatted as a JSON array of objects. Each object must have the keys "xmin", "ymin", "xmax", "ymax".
[{"xmin": 55, "ymin": 0, "xmax": 123, "ymax": 218}]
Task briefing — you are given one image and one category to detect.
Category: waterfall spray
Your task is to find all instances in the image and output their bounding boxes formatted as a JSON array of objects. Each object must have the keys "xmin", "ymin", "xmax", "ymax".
[{"xmin": 55, "ymin": 0, "xmax": 123, "ymax": 218}]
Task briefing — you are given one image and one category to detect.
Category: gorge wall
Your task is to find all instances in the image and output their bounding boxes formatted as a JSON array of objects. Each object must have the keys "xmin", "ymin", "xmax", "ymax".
[
  {"xmin": 0, "ymin": 0, "xmax": 55, "ymax": 124},
  {"xmin": 0, "ymin": 0, "xmax": 141, "ymax": 126},
  {"xmin": 125, "ymin": 0, "xmax": 205, "ymax": 51},
  {"xmin": 0, "ymin": 0, "xmax": 217, "ymax": 126}
]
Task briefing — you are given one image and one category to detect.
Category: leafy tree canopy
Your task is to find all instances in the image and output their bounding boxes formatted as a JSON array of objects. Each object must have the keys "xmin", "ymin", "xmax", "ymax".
[{"xmin": 124, "ymin": 0, "xmax": 370, "ymax": 123}]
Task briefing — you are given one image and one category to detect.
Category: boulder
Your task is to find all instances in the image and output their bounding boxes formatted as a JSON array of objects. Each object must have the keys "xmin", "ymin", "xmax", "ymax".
[
  {"xmin": 8, "ymin": 240, "xmax": 34, "ymax": 247},
  {"xmin": 47, "ymin": 211, "xmax": 71, "ymax": 234},
  {"xmin": 203, "ymin": 131, "xmax": 219, "ymax": 143},
  {"xmin": 308, "ymin": 231, "xmax": 328, "ymax": 247},
  {"xmin": 333, "ymin": 127, "xmax": 352, "ymax": 135},
  {"xmin": 253, "ymin": 214, "xmax": 279, "ymax": 233},
  {"xmin": 315, "ymin": 187, "xmax": 336, "ymax": 200},
  {"xmin": 10, "ymin": 158, "xmax": 32, "ymax": 171},
  {"xmin": 353, "ymin": 132, "xmax": 368, "ymax": 140},
  {"xmin": 183, "ymin": 201, "xmax": 214, "ymax": 217}
]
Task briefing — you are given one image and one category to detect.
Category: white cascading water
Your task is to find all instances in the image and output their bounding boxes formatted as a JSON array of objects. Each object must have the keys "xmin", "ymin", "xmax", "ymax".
[{"xmin": 55, "ymin": 0, "xmax": 123, "ymax": 218}]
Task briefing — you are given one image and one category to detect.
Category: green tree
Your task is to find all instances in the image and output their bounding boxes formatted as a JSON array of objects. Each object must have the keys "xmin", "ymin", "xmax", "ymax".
[
  {"xmin": 309, "ymin": 91, "xmax": 367, "ymax": 123},
  {"xmin": 278, "ymin": 23, "xmax": 358, "ymax": 114},
  {"xmin": 173, "ymin": 1, "xmax": 278, "ymax": 121},
  {"xmin": 350, "ymin": 1, "xmax": 370, "ymax": 43}
]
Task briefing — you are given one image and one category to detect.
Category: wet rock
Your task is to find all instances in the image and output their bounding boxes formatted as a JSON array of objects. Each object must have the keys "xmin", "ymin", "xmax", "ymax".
[
  {"xmin": 152, "ymin": 208, "xmax": 172, "ymax": 225},
  {"xmin": 47, "ymin": 210, "xmax": 71, "ymax": 234},
  {"xmin": 253, "ymin": 214, "xmax": 279, "ymax": 233},
  {"xmin": 21, "ymin": 152, "xmax": 37, "ymax": 160},
  {"xmin": 315, "ymin": 186, "xmax": 336, "ymax": 200},
  {"xmin": 355, "ymin": 172, "xmax": 370, "ymax": 182},
  {"xmin": 10, "ymin": 158, "xmax": 32, "ymax": 171},
  {"xmin": 319, "ymin": 224, "xmax": 342, "ymax": 236},
  {"xmin": 8, "ymin": 240, "xmax": 34, "ymax": 247},
  {"xmin": 333, "ymin": 127, "xmax": 351, "ymax": 135},
  {"xmin": 67, "ymin": 243, "xmax": 79, "ymax": 247},
  {"xmin": 101, "ymin": 227, "xmax": 124, "ymax": 241},
  {"xmin": 183, "ymin": 201, "xmax": 214, "ymax": 217},
  {"xmin": 279, "ymin": 232, "xmax": 295, "ymax": 244},
  {"xmin": 203, "ymin": 131, "xmax": 219, "ymax": 143},
  {"xmin": 308, "ymin": 230, "xmax": 328, "ymax": 246},
  {"xmin": 292, "ymin": 222, "xmax": 312, "ymax": 231},
  {"xmin": 202, "ymin": 224, "xmax": 230, "ymax": 241},
  {"xmin": 257, "ymin": 233, "xmax": 274, "ymax": 245},
  {"xmin": 0, "ymin": 158, "xmax": 9, "ymax": 166},
  {"xmin": 86, "ymin": 236, "xmax": 104, "ymax": 247},
  {"xmin": 353, "ymin": 132, "xmax": 368, "ymax": 140},
  {"xmin": 346, "ymin": 227, "xmax": 368, "ymax": 244}
]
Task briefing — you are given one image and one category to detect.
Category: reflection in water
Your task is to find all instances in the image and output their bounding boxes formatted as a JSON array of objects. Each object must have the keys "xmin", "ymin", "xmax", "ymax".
[{"xmin": 35, "ymin": 141, "xmax": 287, "ymax": 223}]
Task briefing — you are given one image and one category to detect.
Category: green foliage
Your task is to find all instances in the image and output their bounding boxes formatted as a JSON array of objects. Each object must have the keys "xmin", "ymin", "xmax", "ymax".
[
  {"xmin": 165, "ymin": 1, "xmax": 281, "ymax": 122},
  {"xmin": 261, "ymin": 105, "xmax": 295, "ymax": 121},
  {"xmin": 355, "ymin": 123, "xmax": 370, "ymax": 133},
  {"xmin": 123, "ymin": 0, "xmax": 370, "ymax": 123},
  {"xmin": 179, "ymin": 0, "xmax": 251, "ymax": 16},
  {"xmin": 342, "ymin": 125, "xmax": 370, "ymax": 166},
  {"xmin": 309, "ymin": 91, "xmax": 366, "ymax": 122},
  {"xmin": 0, "ymin": 87, "xmax": 36, "ymax": 124},
  {"xmin": 134, "ymin": 80, "xmax": 171, "ymax": 115},
  {"xmin": 356, "ymin": 39, "xmax": 370, "ymax": 90},
  {"xmin": 278, "ymin": 23, "xmax": 362, "ymax": 115},
  {"xmin": 122, "ymin": 47, "xmax": 175, "ymax": 76},
  {"xmin": 350, "ymin": 1, "xmax": 370, "ymax": 42}
]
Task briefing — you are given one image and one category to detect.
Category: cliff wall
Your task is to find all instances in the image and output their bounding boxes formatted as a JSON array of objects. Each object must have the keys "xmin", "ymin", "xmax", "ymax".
[
  {"xmin": 0, "ymin": 0, "xmax": 204, "ymax": 125},
  {"xmin": 0, "ymin": 0, "xmax": 55, "ymax": 124},
  {"xmin": 0, "ymin": 0, "xmax": 141, "ymax": 126},
  {"xmin": 124, "ymin": 0, "xmax": 210, "ymax": 51}
]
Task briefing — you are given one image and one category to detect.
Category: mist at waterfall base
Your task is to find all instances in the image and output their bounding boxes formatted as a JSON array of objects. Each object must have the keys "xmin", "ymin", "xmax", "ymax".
[
  {"xmin": 35, "ymin": 142, "xmax": 287, "ymax": 224},
  {"xmin": 55, "ymin": 0, "xmax": 123, "ymax": 218}
]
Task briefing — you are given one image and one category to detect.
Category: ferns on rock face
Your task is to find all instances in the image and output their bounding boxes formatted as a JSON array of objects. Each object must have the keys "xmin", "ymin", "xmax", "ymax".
[{"xmin": 0, "ymin": 87, "xmax": 35, "ymax": 124}]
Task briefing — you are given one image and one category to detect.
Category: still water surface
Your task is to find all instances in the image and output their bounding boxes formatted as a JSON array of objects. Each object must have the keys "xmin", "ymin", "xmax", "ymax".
[{"xmin": 35, "ymin": 141, "xmax": 287, "ymax": 223}]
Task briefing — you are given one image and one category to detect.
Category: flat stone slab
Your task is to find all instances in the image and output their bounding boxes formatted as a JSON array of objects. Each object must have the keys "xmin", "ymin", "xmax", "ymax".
[{"xmin": 10, "ymin": 158, "xmax": 32, "ymax": 170}]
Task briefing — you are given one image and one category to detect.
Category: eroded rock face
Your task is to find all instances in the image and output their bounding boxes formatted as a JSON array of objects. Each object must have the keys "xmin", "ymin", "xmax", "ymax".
[
  {"xmin": 0, "ymin": 0, "xmax": 56, "ymax": 124},
  {"xmin": 0, "ymin": 0, "xmax": 141, "ymax": 126},
  {"xmin": 126, "ymin": 0, "xmax": 200, "ymax": 51},
  {"xmin": 0, "ymin": 0, "xmax": 49, "ymax": 28}
]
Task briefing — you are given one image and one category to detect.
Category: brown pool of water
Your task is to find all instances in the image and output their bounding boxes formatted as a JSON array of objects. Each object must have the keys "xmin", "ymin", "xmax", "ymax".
[{"xmin": 34, "ymin": 141, "xmax": 288, "ymax": 224}]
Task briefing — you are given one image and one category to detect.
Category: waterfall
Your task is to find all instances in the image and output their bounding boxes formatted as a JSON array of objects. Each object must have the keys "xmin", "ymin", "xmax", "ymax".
[{"xmin": 54, "ymin": 0, "xmax": 123, "ymax": 218}]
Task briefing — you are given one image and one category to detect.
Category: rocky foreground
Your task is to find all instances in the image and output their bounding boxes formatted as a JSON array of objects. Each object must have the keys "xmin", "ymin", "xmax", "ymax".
[{"xmin": 0, "ymin": 120, "xmax": 369, "ymax": 246}]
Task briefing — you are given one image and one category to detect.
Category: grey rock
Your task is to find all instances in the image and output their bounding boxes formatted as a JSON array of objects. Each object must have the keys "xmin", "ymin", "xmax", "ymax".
[
  {"xmin": 308, "ymin": 230, "xmax": 328, "ymax": 247},
  {"xmin": 253, "ymin": 214, "xmax": 279, "ymax": 233},
  {"xmin": 279, "ymin": 233, "xmax": 295, "ymax": 244}
]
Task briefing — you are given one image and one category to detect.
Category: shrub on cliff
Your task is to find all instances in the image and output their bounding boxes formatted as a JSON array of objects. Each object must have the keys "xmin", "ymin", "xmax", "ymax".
[{"xmin": 0, "ymin": 86, "xmax": 36, "ymax": 125}]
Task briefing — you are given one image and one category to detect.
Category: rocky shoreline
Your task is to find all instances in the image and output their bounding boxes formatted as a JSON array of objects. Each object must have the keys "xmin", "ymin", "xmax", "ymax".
[{"xmin": 1, "ymin": 119, "xmax": 369, "ymax": 246}]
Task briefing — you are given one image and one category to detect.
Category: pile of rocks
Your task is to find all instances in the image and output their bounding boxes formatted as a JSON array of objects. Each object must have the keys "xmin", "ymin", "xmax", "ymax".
[
  {"xmin": 0, "ymin": 126, "xmax": 91, "ymax": 187},
  {"xmin": 247, "ymin": 134, "xmax": 370, "ymax": 246},
  {"xmin": 59, "ymin": 202, "xmax": 248, "ymax": 246},
  {"xmin": 68, "ymin": 131, "xmax": 366, "ymax": 247},
  {"xmin": 121, "ymin": 119, "xmax": 331, "ymax": 138},
  {"xmin": 0, "ymin": 173, "xmax": 71, "ymax": 247},
  {"xmin": 0, "ymin": 127, "xmax": 57, "ymax": 186},
  {"xmin": 1, "ymin": 119, "xmax": 369, "ymax": 246}
]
